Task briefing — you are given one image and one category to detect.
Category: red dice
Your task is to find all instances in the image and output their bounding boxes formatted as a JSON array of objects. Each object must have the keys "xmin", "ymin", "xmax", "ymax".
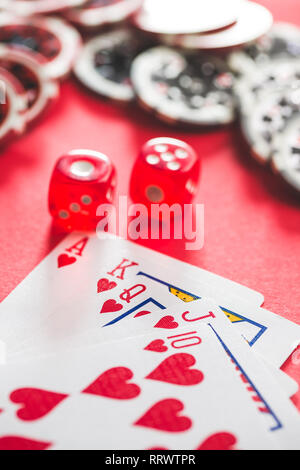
[
  {"xmin": 130, "ymin": 138, "xmax": 201, "ymax": 209},
  {"xmin": 48, "ymin": 149, "xmax": 116, "ymax": 231}
]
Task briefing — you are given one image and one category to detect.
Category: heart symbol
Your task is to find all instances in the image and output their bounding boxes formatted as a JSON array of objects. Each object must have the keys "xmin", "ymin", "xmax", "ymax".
[
  {"xmin": 134, "ymin": 310, "xmax": 151, "ymax": 318},
  {"xmin": 58, "ymin": 254, "xmax": 76, "ymax": 269},
  {"xmin": 197, "ymin": 432, "xmax": 237, "ymax": 450},
  {"xmin": 97, "ymin": 278, "xmax": 117, "ymax": 294},
  {"xmin": 146, "ymin": 353, "xmax": 204, "ymax": 386},
  {"xmin": 100, "ymin": 299, "xmax": 123, "ymax": 314},
  {"xmin": 10, "ymin": 388, "xmax": 68, "ymax": 421},
  {"xmin": 82, "ymin": 367, "xmax": 141, "ymax": 400},
  {"xmin": 154, "ymin": 316, "xmax": 179, "ymax": 329},
  {"xmin": 135, "ymin": 399, "xmax": 192, "ymax": 433},
  {"xmin": 144, "ymin": 339, "xmax": 168, "ymax": 353},
  {"xmin": 0, "ymin": 436, "xmax": 52, "ymax": 450}
]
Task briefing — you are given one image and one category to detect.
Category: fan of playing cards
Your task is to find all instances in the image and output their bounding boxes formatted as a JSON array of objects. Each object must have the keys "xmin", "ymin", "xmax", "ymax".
[{"xmin": 0, "ymin": 234, "xmax": 299, "ymax": 450}]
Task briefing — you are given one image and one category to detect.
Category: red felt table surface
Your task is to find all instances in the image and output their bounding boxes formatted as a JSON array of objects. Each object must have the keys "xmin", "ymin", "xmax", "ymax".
[{"xmin": 0, "ymin": 0, "xmax": 299, "ymax": 408}]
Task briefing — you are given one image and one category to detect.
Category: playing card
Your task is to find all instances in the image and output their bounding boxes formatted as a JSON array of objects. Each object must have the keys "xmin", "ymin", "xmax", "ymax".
[
  {"xmin": 5, "ymin": 235, "xmax": 299, "ymax": 370},
  {"xmin": 10, "ymin": 295, "xmax": 298, "ymax": 399},
  {"xmin": 0, "ymin": 233, "xmax": 264, "ymax": 359},
  {"xmin": 63, "ymin": 296, "xmax": 299, "ymax": 399},
  {"xmin": 0, "ymin": 327, "xmax": 275, "ymax": 450},
  {"xmin": 0, "ymin": 300, "xmax": 300, "ymax": 450}
]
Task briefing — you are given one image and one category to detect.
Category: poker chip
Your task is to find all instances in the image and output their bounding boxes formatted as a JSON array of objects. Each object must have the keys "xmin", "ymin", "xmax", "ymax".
[
  {"xmin": 234, "ymin": 59, "xmax": 300, "ymax": 111},
  {"xmin": 229, "ymin": 22, "xmax": 300, "ymax": 75},
  {"xmin": 0, "ymin": 68, "xmax": 27, "ymax": 143},
  {"xmin": 64, "ymin": 0, "xmax": 143, "ymax": 29},
  {"xmin": 0, "ymin": 46, "xmax": 59, "ymax": 125},
  {"xmin": 0, "ymin": 0, "xmax": 85, "ymax": 16},
  {"xmin": 240, "ymin": 89, "xmax": 300, "ymax": 164},
  {"xmin": 132, "ymin": 0, "xmax": 242, "ymax": 36},
  {"xmin": 0, "ymin": 13, "xmax": 82, "ymax": 80},
  {"xmin": 159, "ymin": 1, "xmax": 273, "ymax": 51},
  {"xmin": 131, "ymin": 47, "xmax": 236, "ymax": 126},
  {"xmin": 272, "ymin": 114, "xmax": 300, "ymax": 192},
  {"xmin": 74, "ymin": 28, "xmax": 151, "ymax": 102}
]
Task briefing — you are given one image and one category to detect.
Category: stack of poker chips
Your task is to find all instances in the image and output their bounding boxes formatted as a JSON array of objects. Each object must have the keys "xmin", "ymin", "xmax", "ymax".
[
  {"xmin": 0, "ymin": 1, "xmax": 82, "ymax": 143},
  {"xmin": 0, "ymin": 0, "xmax": 300, "ymax": 193}
]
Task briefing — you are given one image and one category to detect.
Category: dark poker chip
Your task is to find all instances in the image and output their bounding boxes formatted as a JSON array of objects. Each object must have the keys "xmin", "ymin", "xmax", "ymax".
[
  {"xmin": 234, "ymin": 58, "xmax": 300, "ymax": 111},
  {"xmin": 272, "ymin": 113, "xmax": 300, "ymax": 192},
  {"xmin": 240, "ymin": 89, "xmax": 300, "ymax": 164},
  {"xmin": 0, "ymin": 46, "xmax": 59, "ymax": 125},
  {"xmin": 0, "ymin": 0, "xmax": 85, "ymax": 16},
  {"xmin": 74, "ymin": 28, "xmax": 151, "ymax": 102},
  {"xmin": 132, "ymin": 0, "xmax": 242, "ymax": 36},
  {"xmin": 158, "ymin": 1, "xmax": 273, "ymax": 51},
  {"xmin": 64, "ymin": 0, "xmax": 143, "ymax": 29},
  {"xmin": 131, "ymin": 47, "xmax": 236, "ymax": 126},
  {"xmin": 0, "ymin": 13, "xmax": 82, "ymax": 81},
  {"xmin": 229, "ymin": 22, "xmax": 300, "ymax": 75},
  {"xmin": 0, "ymin": 68, "xmax": 27, "ymax": 143}
]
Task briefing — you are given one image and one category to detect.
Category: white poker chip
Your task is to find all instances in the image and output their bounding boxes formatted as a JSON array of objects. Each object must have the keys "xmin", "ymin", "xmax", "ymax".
[
  {"xmin": 234, "ymin": 58, "xmax": 300, "ymax": 111},
  {"xmin": 132, "ymin": 0, "xmax": 243, "ymax": 35},
  {"xmin": 74, "ymin": 28, "xmax": 150, "ymax": 102},
  {"xmin": 64, "ymin": 0, "xmax": 143, "ymax": 29},
  {"xmin": 0, "ymin": 13, "xmax": 82, "ymax": 81},
  {"xmin": 0, "ymin": 46, "xmax": 59, "ymax": 124},
  {"xmin": 131, "ymin": 47, "xmax": 236, "ymax": 126},
  {"xmin": 0, "ymin": 0, "xmax": 85, "ymax": 16},
  {"xmin": 0, "ymin": 69, "xmax": 27, "ymax": 143},
  {"xmin": 240, "ymin": 89, "xmax": 300, "ymax": 164},
  {"xmin": 272, "ymin": 113, "xmax": 300, "ymax": 192},
  {"xmin": 229, "ymin": 22, "xmax": 300, "ymax": 75},
  {"xmin": 159, "ymin": 1, "xmax": 273, "ymax": 50}
]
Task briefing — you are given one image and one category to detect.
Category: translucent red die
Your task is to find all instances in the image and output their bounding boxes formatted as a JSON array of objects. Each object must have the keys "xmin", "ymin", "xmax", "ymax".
[
  {"xmin": 48, "ymin": 149, "xmax": 116, "ymax": 231},
  {"xmin": 130, "ymin": 138, "xmax": 201, "ymax": 209}
]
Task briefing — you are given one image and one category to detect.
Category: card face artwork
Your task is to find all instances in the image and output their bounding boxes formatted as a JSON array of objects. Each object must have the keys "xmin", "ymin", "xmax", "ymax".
[
  {"xmin": 67, "ymin": 297, "xmax": 299, "ymax": 399},
  {"xmin": 0, "ymin": 321, "xmax": 278, "ymax": 450},
  {"xmin": 1, "ymin": 300, "xmax": 300, "ymax": 451},
  {"xmin": 8, "ymin": 294, "xmax": 298, "ymax": 399},
  {"xmin": 0, "ymin": 234, "xmax": 264, "ymax": 357},
  {"xmin": 3, "ymin": 236, "xmax": 299, "ymax": 370}
]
